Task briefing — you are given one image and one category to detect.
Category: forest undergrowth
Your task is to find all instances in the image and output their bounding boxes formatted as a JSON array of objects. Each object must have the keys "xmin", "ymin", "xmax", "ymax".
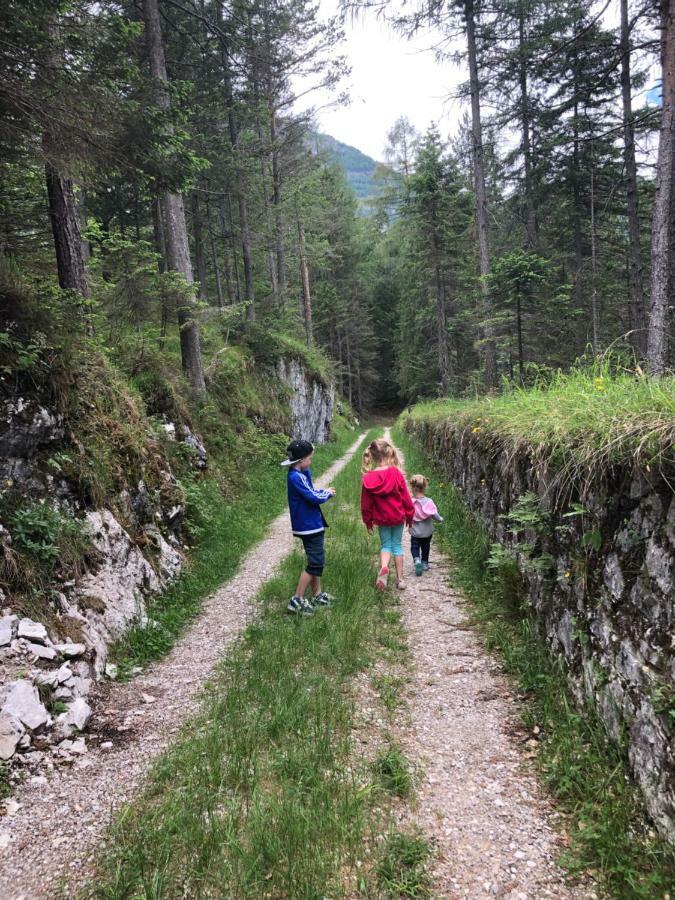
[
  {"xmin": 394, "ymin": 422, "xmax": 675, "ymax": 898},
  {"xmin": 91, "ymin": 428, "xmax": 428, "ymax": 899}
]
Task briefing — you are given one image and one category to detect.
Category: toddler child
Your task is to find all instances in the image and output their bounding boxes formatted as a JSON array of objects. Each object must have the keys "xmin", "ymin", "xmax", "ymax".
[
  {"xmin": 361, "ymin": 438, "xmax": 414, "ymax": 591},
  {"xmin": 409, "ymin": 473, "xmax": 443, "ymax": 576},
  {"xmin": 282, "ymin": 439, "xmax": 336, "ymax": 616}
]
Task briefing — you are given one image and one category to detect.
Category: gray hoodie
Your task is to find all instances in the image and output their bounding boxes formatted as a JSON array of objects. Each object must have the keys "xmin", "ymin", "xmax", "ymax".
[{"xmin": 410, "ymin": 496, "xmax": 443, "ymax": 538}]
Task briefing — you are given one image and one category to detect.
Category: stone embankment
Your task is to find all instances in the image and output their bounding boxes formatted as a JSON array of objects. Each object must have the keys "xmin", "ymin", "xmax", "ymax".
[{"xmin": 406, "ymin": 415, "xmax": 675, "ymax": 842}]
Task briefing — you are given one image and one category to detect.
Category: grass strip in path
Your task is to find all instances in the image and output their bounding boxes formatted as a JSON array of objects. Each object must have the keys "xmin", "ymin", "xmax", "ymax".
[
  {"xmin": 394, "ymin": 421, "xmax": 675, "ymax": 898},
  {"xmin": 90, "ymin": 428, "xmax": 419, "ymax": 898},
  {"xmin": 112, "ymin": 422, "xmax": 360, "ymax": 674}
]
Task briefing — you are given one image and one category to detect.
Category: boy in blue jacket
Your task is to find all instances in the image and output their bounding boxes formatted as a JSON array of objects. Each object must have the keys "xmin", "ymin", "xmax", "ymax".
[{"xmin": 282, "ymin": 439, "xmax": 336, "ymax": 615}]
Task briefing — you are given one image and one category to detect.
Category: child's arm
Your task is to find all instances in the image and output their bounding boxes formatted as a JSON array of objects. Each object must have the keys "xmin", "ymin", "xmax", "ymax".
[
  {"xmin": 428, "ymin": 499, "xmax": 443, "ymax": 523},
  {"xmin": 361, "ymin": 485, "xmax": 374, "ymax": 531},
  {"xmin": 291, "ymin": 471, "xmax": 334, "ymax": 505},
  {"xmin": 399, "ymin": 471, "xmax": 415, "ymax": 527}
]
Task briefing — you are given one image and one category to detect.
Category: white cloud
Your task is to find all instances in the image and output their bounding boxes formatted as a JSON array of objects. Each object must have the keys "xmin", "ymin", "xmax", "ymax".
[{"xmin": 298, "ymin": 2, "xmax": 465, "ymax": 161}]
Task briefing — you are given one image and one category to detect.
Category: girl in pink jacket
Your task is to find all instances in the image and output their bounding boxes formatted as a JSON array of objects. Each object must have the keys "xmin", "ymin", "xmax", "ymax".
[{"xmin": 409, "ymin": 474, "xmax": 443, "ymax": 576}]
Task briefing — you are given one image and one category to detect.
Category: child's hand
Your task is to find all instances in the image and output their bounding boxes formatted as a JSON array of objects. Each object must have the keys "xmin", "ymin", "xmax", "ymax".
[{"xmin": 327, "ymin": 487, "xmax": 336, "ymax": 496}]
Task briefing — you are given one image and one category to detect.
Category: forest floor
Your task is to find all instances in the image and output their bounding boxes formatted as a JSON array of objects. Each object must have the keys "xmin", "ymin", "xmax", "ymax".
[
  {"xmin": 0, "ymin": 434, "xmax": 367, "ymax": 899},
  {"xmin": 0, "ymin": 429, "xmax": 595, "ymax": 899}
]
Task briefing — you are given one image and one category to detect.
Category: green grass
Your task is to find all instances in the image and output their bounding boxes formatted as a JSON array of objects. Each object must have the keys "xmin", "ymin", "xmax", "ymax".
[
  {"xmin": 376, "ymin": 831, "xmax": 432, "ymax": 898},
  {"xmin": 111, "ymin": 421, "xmax": 362, "ymax": 675},
  {"xmin": 90, "ymin": 426, "xmax": 429, "ymax": 898},
  {"xmin": 408, "ymin": 361, "xmax": 675, "ymax": 472},
  {"xmin": 395, "ymin": 422, "xmax": 675, "ymax": 897},
  {"xmin": 372, "ymin": 745, "xmax": 413, "ymax": 799}
]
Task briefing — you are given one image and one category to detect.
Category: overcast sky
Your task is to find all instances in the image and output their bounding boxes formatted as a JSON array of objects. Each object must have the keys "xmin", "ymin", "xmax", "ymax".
[
  {"xmin": 300, "ymin": 3, "xmax": 658, "ymax": 165},
  {"xmin": 307, "ymin": 2, "xmax": 464, "ymax": 162}
]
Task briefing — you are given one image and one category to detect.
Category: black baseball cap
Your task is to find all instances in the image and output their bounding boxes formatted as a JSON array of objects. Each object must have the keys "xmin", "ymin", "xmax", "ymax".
[{"xmin": 280, "ymin": 439, "xmax": 315, "ymax": 467}]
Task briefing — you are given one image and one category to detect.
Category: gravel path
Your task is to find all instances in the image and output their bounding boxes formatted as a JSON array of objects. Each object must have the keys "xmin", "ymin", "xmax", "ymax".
[
  {"xmin": 391, "ymin": 434, "xmax": 596, "ymax": 899},
  {"xmin": 0, "ymin": 433, "xmax": 366, "ymax": 900}
]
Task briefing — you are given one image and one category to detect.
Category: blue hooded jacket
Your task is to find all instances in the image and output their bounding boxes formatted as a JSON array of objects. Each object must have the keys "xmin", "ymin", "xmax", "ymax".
[{"xmin": 287, "ymin": 467, "xmax": 332, "ymax": 535}]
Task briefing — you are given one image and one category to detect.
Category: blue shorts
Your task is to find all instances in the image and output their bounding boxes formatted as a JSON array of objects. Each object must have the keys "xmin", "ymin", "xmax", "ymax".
[
  {"xmin": 298, "ymin": 530, "xmax": 325, "ymax": 576},
  {"xmin": 378, "ymin": 524, "xmax": 404, "ymax": 556}
]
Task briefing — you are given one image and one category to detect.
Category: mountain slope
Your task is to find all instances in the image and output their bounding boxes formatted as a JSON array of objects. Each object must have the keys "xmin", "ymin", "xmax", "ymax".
[{"xmin": 312, "ymin": 133, "xmax": 381, "ymax": 204}]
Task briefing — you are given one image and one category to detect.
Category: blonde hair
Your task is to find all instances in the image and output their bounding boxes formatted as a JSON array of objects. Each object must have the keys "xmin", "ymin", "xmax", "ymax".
[
  {"xmin": 362, "ymin": 438, "xmax": 402, "ymax": 473},
  {"xmin": 409, "ymin": 473, "xmax": 428, "ymax": 493}
]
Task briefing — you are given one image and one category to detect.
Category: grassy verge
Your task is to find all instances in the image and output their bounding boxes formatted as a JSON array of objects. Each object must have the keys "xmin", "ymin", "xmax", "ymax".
[
  {"xmin": 408, "ymin": 363, "xmax": 675, "ymax": 471},
  {"xmin": 89, "ymin": 426, "xmax": 429, "ymax": 897},
  {"xmin": 111, "ymin": 421, "xmax": 362, "ymax": 675},
  {"xmin": 394, "ymin": 422, "xmax": 675, "ymax": 898}
]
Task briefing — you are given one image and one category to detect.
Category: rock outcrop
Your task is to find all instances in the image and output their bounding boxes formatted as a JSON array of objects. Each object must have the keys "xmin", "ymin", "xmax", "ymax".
[
  {"xmin": 276, "ymin": 358, "xmax": 334, "ymax": 443},
  {"xmin": 407, "ymin": 415, "xmax": 675, "ymax": 843}
]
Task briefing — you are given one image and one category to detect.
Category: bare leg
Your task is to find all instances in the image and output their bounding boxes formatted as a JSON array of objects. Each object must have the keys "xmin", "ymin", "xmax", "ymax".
[
  {"xmin": 394, "ymin": 555, "xmax": 404, "ymax": 581},
  {"xmin": 295, "ymin": 570, "xmax": 313, "ymax": 598},
  {"xmin": 310, "ymin": 575, "xmax": 321, "ymax": 596},
  {"xmin": 379, "ymin": 550, "xmax": 392, "ymax": 572}
]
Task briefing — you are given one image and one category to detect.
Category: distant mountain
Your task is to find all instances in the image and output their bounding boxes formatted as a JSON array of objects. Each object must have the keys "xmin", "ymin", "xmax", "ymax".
[{"xmin": 311, "ymin": 133, "xmax": 382, "ymax": 207}]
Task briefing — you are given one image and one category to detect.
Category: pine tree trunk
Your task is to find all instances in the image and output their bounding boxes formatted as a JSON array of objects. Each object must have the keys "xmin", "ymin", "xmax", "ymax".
[
  {"xmin": 143, "ymin": 0, "xmax": 205, "ymax": 392},
  {"xmin": 44, "ymin": 164, "xmax": 89, "ymax": 296},
  {"xmin": 152, "ymin": 198, "xmax": 166, "ymax": 273},
  {"xmin": 221, "ymin": 197, "xmax": 242, "ymax": 304},
  {"xmin": 270, "ymin": 109, "xmax": 287, "ymax": 307},
  {"xmin": 432, "ymin": 234, "xmax": 451, "ymax": 393},
  {"xmin": 648, "ymin": 0, "xmax": 675, "ymax": 374},
  {"xmin": 206, "ymin": 197, "xmax": 224, "ymax": 308},
  {"xmin": 590, "ymin": 165, "xmax": 600, "ymax": 351},
  {"xmin": 218, "ymin": 11, "xmax": 255, "ymax": 322},
  {"xmin": 518, "ymin": 3, "xmax": 537, "ymax": 249},
  {"xmin": 572, "ymin": 91, "xmax": 585, "ymax": 351},
  {"xmin": 620, "ymin": 0, "xmax": 647, "ymax": 358},
  {"xmin": 516, "ymin": 292, "xmax": 524, "ymax": 379},
  {"xmin": 42, "ymin": 24, "xmax": 88, "ymax": 297},
  {"xmin": 297, "ymin": 219, "xmax": 313, "ymax": 344},
  {"xmin": 465, "ymin": 0, "xmax": 497, "ymax": 388},
  {"xmin": 191, "ymin": 191, "xmax": 209, "ymax": 302}
]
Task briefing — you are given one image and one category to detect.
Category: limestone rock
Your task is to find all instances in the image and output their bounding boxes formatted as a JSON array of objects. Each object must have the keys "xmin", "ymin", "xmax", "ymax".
[
  {"xmin": 1, "ymin": 681, "xmax": 49, "ymax": 731},
  {"xmin": 0, "ymin": 714, "xmax": 25, "ymax": 760},
  {"xmin": 17, "ymin": 618, "xmax": 49, "ymax": 644},
  {"xmin": 646, "ymin": 538, "xmax": 673, "ymax": 596},
  {"xmin": 58, "ymin": 698, "xmax": 92, "ymax": 732},
  {"xmin": 0, "ymin": 398, "xmax": 64, "ymax": 459},
  {"xmin": 0, "ymin": 616, "xmax": 14, "ymax": 646},
  {"xmin": 54, "ymin": 642, "xmax": 86, "ymax": 659},
  {"xmin": 56, "ymin": 664, "xmax": 73, "ymax": 685},
  {"xmin": 25, "ymin": 642, "xmax": 57, "ymax": 661},
  {"xmin": 276, "ymin": 358, "xmax": 334, "ymax": 443},
  {"xmin": 74, "ymin": 509, "xmax": 160, "ymax": 673},
  {"xmin": 178, "ymin": 425, "xmax": 207, "ymax": 469},
  {"xmin": 602, "ymin": 554, "xmax": 625, "ymax": 601},
  {"xmin": 54, "ymin": 687, "xmax": 73, "ymax": 702}
]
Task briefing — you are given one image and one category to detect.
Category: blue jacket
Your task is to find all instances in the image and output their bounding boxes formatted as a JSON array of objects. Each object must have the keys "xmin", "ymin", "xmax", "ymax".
[{"xmin": 287, "ymin": 467, "xmax": 332, "ymax": 535}]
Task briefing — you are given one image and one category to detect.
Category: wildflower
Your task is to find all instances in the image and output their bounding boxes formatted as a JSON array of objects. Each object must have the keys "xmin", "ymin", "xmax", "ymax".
[
  {"xmin": 480, "ymin": 479, "xmax": 486, "ymax": 485},
  {"xmin": 471, "ymin": 426, "xmax": 481, "ymax": 433},
  {"xmin": 564, "ymin": 571, "xmax": 572, "ymax": 579},
  {"xmin": 593, "ymin": 377, "xmax": 606, "ymax": 392}
]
